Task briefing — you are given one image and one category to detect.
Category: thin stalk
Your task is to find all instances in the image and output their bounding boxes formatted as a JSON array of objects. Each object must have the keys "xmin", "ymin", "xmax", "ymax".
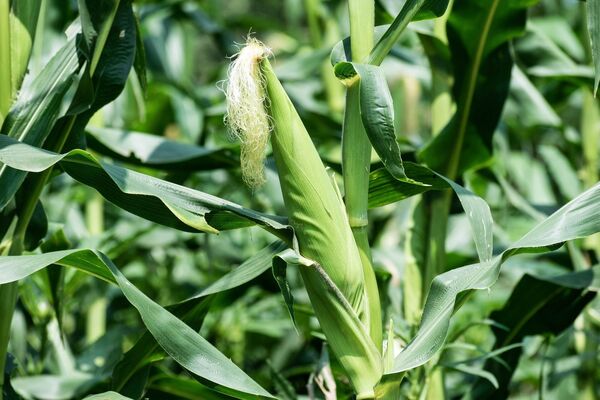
[
  {"xmin": 85, "ymin": 192, "xmax": 106, "ymax": 343},
  {"xmin": 344, "ymin": 0, "xmax": 382, "ymax": 351},
  {"xmin": 0, "ymin": 0, "xmax": 12, "ymax": 123},
  {"xmin": 0, "ymin": 116, "xmax": 75, "ymax": 399}
]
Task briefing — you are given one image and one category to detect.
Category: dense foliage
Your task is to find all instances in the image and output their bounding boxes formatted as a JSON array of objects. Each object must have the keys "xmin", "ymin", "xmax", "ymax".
[{"xmin": 0, "ymin": 0, "xmax": 599, "ymax": 399}]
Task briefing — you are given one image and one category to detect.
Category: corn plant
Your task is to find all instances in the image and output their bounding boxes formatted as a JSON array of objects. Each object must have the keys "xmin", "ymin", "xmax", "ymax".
[{"xmin": 0, "ymin": 0, "xmax": 600, "ymax": 399}]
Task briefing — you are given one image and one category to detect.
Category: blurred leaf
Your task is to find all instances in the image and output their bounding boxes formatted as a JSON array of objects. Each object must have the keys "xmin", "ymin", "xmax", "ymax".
[
  {"xmin": 12, "ymin": 372, "xmax": 100, "ymax": 400},
  {"xmin": 0, "ymin": 250, "xmax": 275, "ymax": 399},
  {"xmin": 369, "ymin": 0, "xmax": 451, "ymax": 65},
  {"xmin": 389, "ymin": 181, "xmax": 600, "ymax": 374},
  {"xmin": 420, "ymin": 0, "xmax": 536, "ymax": 175},
  {"xmin": 84, "ymin": 392, "xmax": 133, "ymax": 400},
  {"xmin": 0, "ymin": 135, "xmax": 291, "ymax": 238},
  {"xmin": 505, "ymin": 65, "xmax": 561, "ymax": 130},
  {"xmin": 515, "ymin": 26, "xmax": 594, "ymax": 82},
  {"xmin": 149, "ymin": 376, "xmax": 230, "ymax": 400},
  {"xmin": 538, "ymin": 145, "xmax": 582, "ymax": 200},
  {"xmin": 468, "ymin": 269, "xmax": 597, "ymax": 399},
  {"xmin": 587, "ymin": 0, "xmax": 600, "ymax": 95},
  {"xmin": 86, "ymin": 127, "xmax": 238, "ymax": 170}
]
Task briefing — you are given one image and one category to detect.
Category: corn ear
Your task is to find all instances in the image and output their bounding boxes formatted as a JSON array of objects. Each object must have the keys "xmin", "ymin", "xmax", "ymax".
[
  {"xmin": 259, "ymin": 56, "xmax": 382, "ymax": 396},
  {"xmin": 223, "ymin": 39, "xmax": 382, "ymax": 395}
]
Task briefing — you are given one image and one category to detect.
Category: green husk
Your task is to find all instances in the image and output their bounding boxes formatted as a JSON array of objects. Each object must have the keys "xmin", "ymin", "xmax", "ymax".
[
  {"xmin": 224, "ymin": 40, "xmax": 382, "ymax": 396},
  {"xmin": 261, "ymin": 57, "xmax": 382, "ymax": 397}
]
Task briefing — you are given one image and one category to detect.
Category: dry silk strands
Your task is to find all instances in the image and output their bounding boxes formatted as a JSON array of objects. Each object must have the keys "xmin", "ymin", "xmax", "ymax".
[{"xmin": 224, "ymin": 38, "xmax": 272, "ymax": 189}]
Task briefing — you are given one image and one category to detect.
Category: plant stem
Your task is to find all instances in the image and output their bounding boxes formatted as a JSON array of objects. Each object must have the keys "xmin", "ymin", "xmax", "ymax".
[{"xmin": 344, "ymin": 0, "xmax": 382, "ymax": 350}]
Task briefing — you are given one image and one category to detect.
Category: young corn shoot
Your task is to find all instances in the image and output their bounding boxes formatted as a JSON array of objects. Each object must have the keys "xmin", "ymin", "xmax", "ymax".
[{"xmin": 225, "ymin": 39, "xmax": 382, "ymax": 398}]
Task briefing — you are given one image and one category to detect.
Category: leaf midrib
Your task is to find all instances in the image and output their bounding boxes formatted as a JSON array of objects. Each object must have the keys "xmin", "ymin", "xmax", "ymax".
[{"xmin": 446, "ymin": 0, "xmax": 501, "ymax": 180}]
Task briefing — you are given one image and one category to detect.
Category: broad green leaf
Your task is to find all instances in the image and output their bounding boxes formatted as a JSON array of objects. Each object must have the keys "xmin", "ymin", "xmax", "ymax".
[
  {"xmin": 505, "ymin": 66, "xmax": 561, "ymax": 130},
  {"xmin": 0, "ymin": 38, "xmax": 81, "ymax": 210},
  {"xmin": 515, "ymin": 26, "xmax": 594, "ymax": 82},
  {"xmin": 420, "ymin": 0, "xmax": 536, "ymax": 176},
  {"xmin": 12, "ymin": 372, "xmax": 99, "ymax": 400},
  {"xmin": 86, "ymin": 127, "xmax": 238, "ymax": 170},
  {"xmin": 437, "ymin": 175, "xmax": 493, "ymax": 263},
  {"xmin": 468, "ymin": 270, "xmax": 597, "ymax": 398},
  {"xmin": 8, "ymin": 1, "xmax": 43, "ymax": 103},
  {"xmin": 367, "ymin": 163, "xmax": 447, "ymax": 208},
  {"xmin": 587, "ymin": 0, "xmax": 600, "ymax": 95},
  {"xmin": 0, "ymin": 0, "xmax": 137, "ymax": 211},
  {"xmin": 112, "ymin": 241, "xmax": 287, "ymax": 391},
  {"xmin": 0, "ymin": 135, "xmax": 291, "ymax": 238},
  {"xmin": 389, "ymin": 181, "xmax": 600, "ymax": 374},
  {"xmin": 0, "ymin": 249, "xmax": 274, "ymax": 399},
  {"xmin": 334, "ymin": 62, "xmax": 421, "ymax": 182},
  {"xmin": 538, "ymin": 145, "xmax": 581, "ymax": 200},
  {"xmin": 67, "ymin": 0, "xmax": 138, "ymax": 143}
]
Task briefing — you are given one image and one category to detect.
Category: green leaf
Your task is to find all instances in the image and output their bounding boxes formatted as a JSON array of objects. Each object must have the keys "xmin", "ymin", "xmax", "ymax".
[
  {"xmin": 111, "ymin": 241, "xmax": 287, "ymax": 391},
  {"xmin": 420, "ymin": 0, "xmax": 536, "ymax": 176},
  {"xmin": 367, "ymin": 163, "xmax": 447, "ymax": 208},
  {"xmin": 86, "ymin": 127, "xmax": 238, "ymax": 170},
  {"xmin": 505, "ymin": 66, "xmax": 562, "ymax": 130},
  {"xmin": 334, "ymin": 62, "xmax": 408, "ymax": 181},
  {"xmin": 272, "ymin": 251, "xmax": 297, "ymax": 328},
  {"xmin": 389, "ymin": 181, "xmax": 600, "ymax": 374},
  {"xmin": 149, "ymin": 376, "xmax": 231, "ymax": 400},
  {"xmin": 84, "ymin": 392, "xmax": 133, "ymax": 400},
  {"xmin": 468, "ymin": 270, "xmax": 597, "ymax": 398},
  {"xmin": 0, "ymin": 135, "xmax": 291, "ymax": 238},
  {"xmin": 12, "ymin": 372, "xmax": 100, "ymax": 400},
  {"xmin": 0, "ymin": 249, "xmax": 274, "ymax": 399},
  {"xmin": 587, "ymin": 0, "xmax": 600, "ymax": 95},
  {"xmin": 515, "ymin": 26, "xmax": 594, "ymax": 82},
  {"xmin": 0, "ymin": 0, "xmax": 137, "ymax": 211},
  {"xmin": 0, "ymin": 37, "xmax": 81, "ymax": 210},
  {"xmin": 368, "ymin": 0, "xmax": 428, "ymax": 66}
]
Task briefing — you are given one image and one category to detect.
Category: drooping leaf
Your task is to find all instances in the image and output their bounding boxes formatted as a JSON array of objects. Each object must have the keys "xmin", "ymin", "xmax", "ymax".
[
  {"xmin": 0, "ymin": 135, "xmax": 291, "ymax": 238},
  {"xmin": 86, "ymin": 127, "xmax": 238, "ymax": 170},
  {"xmin": 334, "ymin": 62, "xmax": 423, "ymax": 182},
  {"xmin": 468, "ymin": 269, "xmax": 597, "ymax": 399},
  {"xmin": 112, "ymin": 241, "xmax": 287, "ymax": 391},
  {"xmin": 367, "ymin": 163, "xmax": 448, "ymax": 208},
  {"xmin": 389, "ymin": 181, "xmax": 600, "ymax": 374},
  {"xmin": 0, "ymin": 249, "xmax": 275, "ymax": 399}
]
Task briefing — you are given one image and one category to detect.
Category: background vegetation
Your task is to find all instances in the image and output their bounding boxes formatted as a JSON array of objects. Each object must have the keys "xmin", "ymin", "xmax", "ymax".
[{"xmin": 0, "ymin": 0, "xmax": 599, "ymax": 399}]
